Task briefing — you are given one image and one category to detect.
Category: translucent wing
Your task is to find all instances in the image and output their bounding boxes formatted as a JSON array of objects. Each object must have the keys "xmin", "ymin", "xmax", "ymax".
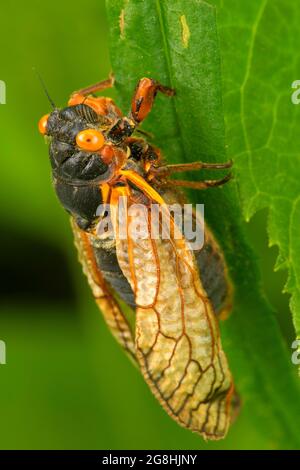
[
  {"xmin": 71, "ymin": 218, "xmax": 136, "ymax": 363},
  {"xmin": 111, "ymin": 195, "xmax": 234, "ymax": 440},
  {"xmin": 193, "ymin": 209, "xmax": 233, "ymax": 319}
]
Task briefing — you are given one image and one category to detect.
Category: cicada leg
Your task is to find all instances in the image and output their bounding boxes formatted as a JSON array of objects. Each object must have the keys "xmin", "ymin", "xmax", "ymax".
[
  {"xmin": 168, "ymin": 173, "xmax": 233, "ymax": 189},
  {"xmin": 163, "ymin": 160, "xmax": 233, "ymax": 173},
  {"xmin": 107, "ymin": 77, "xmax": 174, "ymax": 142},
  {"xmin": 68, "ymin": 74, "xmax": 122, "ymax": 118},
  {"xmin": 130, "ymin": 77, "xmax": 175, "ymax": 124},
  {"xmin": 147, "ymin": 160, "xmax": 233, "ymax": 189},
  {"xmin": 75, "ymin": 74, "xmax": 115, "ymax": 96}
]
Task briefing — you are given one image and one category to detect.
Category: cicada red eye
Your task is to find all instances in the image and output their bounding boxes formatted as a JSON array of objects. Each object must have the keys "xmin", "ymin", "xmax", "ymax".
[
  {"xmin": 38, "ymin": 114, "xmax": 49, "ymax": 135},
  {"xmin": 76, "ymin": 129, "xmax": 104, "ymax": 151}
]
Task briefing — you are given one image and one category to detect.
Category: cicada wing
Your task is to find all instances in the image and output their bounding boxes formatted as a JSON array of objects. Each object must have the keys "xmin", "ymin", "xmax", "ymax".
[
  {"xmin": 71, "ymin": 218, "xmax": 136, "ymax": 363},
  {"xmin": 158, "ymin": 190, "xmax": 232, "ymax": 319},
  {"xmin": 112, "ymin": 198, "xmax": 234, "ymax": 440},
  {"xmin": 192, "ymin": 209, "xmax": 233, "ymax": 319}
]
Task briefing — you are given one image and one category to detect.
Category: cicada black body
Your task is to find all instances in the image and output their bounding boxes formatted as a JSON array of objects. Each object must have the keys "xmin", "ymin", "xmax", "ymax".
[{"xmin": 39, "ymin": 76, "xmax": 236, "ymax": 440}]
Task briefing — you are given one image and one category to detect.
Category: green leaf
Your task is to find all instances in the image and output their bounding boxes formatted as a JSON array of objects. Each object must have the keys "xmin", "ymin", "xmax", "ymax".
[
  {"xmin": 106, "ymin": 0, "xmax": 300, "ymax": 449},
  {"xmin": 209, "ymin": 0, "xmax": 300, "ymax": 342}
]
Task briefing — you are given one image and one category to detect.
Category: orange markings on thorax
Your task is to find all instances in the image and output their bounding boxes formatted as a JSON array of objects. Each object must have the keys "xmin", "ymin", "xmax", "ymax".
[{"xmin": 68, "ymin": 93, "xmax": 122, "ymax": 117}]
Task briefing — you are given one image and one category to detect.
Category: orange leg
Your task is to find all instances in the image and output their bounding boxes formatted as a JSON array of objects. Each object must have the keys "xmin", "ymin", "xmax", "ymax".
[
  {"xmin": 147, "ymin": 160, "xmax": 233, "ymax": 189},
  {"xmin": 130, "ymin": 77, "xmax": 174, "ymax": 124},
  {"xmin": 164, "ymin": 160, "xmax": 233, "ymax": 173},
  {"xmin": 75, "ymin": 74, "xmax": 115, "ymax": 96},
  {"xmin": 107, "ymin": 78, "xmax": 174, "ymax": 142},
  {"xmin": 150, "ymin": 160, "xmax": 233, "ymax": 178},
  {"xmin": 169, "ymin": 173, "xmax": 232, "ymax": 190}
]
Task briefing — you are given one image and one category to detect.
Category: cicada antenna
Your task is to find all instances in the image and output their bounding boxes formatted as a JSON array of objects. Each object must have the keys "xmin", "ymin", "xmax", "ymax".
[{"xmin": 33, "ymin": 67, "xmax": 56, "ymax": 109}]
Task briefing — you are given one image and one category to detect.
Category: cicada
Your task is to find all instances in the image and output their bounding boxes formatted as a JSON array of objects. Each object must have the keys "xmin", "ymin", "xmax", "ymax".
[{"xmin": 38, "ymin": 76, "xmax": 236, "ymax": 440}]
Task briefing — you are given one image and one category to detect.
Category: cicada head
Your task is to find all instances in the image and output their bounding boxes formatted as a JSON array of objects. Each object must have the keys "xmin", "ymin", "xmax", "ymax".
[
  {"xmin": 38, "ymin": 102, "xmax": 126, "ymax": 228},
  {"xmin": 39, "ymin": 104, "xmax": 112, "ymax": 177}
]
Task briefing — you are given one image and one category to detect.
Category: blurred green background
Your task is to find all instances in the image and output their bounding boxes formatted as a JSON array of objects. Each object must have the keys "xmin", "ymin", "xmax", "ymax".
[{"xmin": 0, "ymin": 0, "xmax": 294, "ymax": 449}]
